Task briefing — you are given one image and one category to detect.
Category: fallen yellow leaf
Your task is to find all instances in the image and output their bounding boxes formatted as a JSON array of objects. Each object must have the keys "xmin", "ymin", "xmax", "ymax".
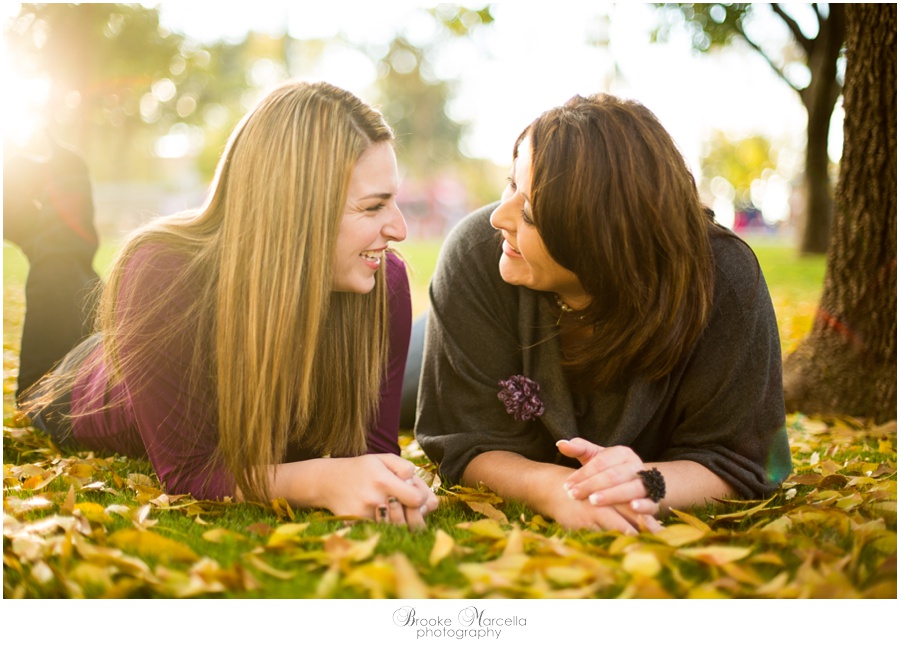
[
  {"xmin": 74, "ymin": 502, "xmax": 112, "ymax": 524},
  {"xmin": 622, "ymin": 550, "xmax": 662, "ymax": 577},
  {"xmin": 344, "ymin": 560, "xmax": 396, "ymax": 598},
  {"xmin": 72, "ymin": 535, "xmax": 153, "ymax": 576},
  {"xmin": 243, "ymin": 553, "xmax": 296, "ymax": 580},
  {"xmin": 429, "ymin": 529, "xmax": 456, "ymax": 567},
  {"xmin": 608, "ymin": 533, "xmax": 640, "ymax": 555},
  {"xmin": 67, "ymin": 462, "xmax": 96, "ymax": 479},
  {"xmin": 685, "ymin": 584, "xmax": 729, "ymax": 599},
  {"xmin": 266, "ymin": 522, "xmax": 310, "ymax": 548},
  {"xmin": 543, "ymin": 565, "xmax": 594, "ymax": 586},
  {"xmin": 525, "ymin": 514, "xmax": 551, "ymax": 531},
  {"xmin": 390, "ymin": 552, "xmax": 430, "ymax": 598},
  {"xmin": 760, "ymin": 515, "xmax": 793, "ymax": 533},
  {"xmin": 270, "ymin": 497, "xmax": 295, "ymax": 522},
  {"xmin": 654, "ymin": 523, "xmax": 708, "ymax": 547},
  {"xmin": 5, "ymin": 495, "xmax": 54, "ymax": 516},
  {"xmin": 108, "ymin": 529, "xmax": 198, "ymax": 563},
  {"xmin": 721, "ymin": 561, "xmax": 764, "ymax": 585},
  {"xmin": 126, "ymin": 473, "xmax": 156, "ymax": 488},
  {"xmin": 678, "ymin": 545, "xmax": 752, "ymax": 566},
  {"xmin": 465, "ymin": 500, "xmax": 509, "ymax": 524},
  {"xmin": 202, "ymin": 527, "xmax": 247, "ymax": 543},
  {"xmin": 502, "ymin": 527, "xmax": 525, "ymax": 557},
  {"xmin": 60, "ymin": 485, "xmax": 75, "ymax": 514},
  {"xmin": 323, "ymin": 532, "xmax": 380, "ymax": 565},
  {"xmin": 315, "ymin": 565, "xmax": 341, "ymax": 598},
  {"xmin": 711, "ymin": 496, "xmax": 775, "ymax": 520},
  {"xmin": 747, "ymin": 552, "xmax": 785, "ymax": 566},
  {"xmin": 445, "ymin": 485, "xmax": 504, "ymax": 506},
  {"xmin": 68, "ymin": 562, "xmax": 114, "ymax": 592},
  {"xmin": 668, "ymin": 508, "xmax": 711, "ymax": 531},
  {"xmin": 456, "ymin": 518, "xmax": 506, "ymax": 540},
  {"xmin": 104, "ymin": 504, "xmax": 133, "ymax": 519},
  {"xmin": 755, "ymin": 571, "xmax": 790, "ymax": 596}
]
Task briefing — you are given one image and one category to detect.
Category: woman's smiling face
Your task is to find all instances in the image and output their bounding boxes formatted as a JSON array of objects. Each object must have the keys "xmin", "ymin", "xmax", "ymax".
[
  {"xmin": 332, "ymin": 141, "xmax": 407, "ymax": 293},
  {"xmin": 489, "ymin": 136, "xmax": 589, "ymax": 309}
]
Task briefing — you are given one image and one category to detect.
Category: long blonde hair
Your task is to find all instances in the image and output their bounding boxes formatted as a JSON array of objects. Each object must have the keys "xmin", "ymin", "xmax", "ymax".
[{"xmin": 76, "ymin": 82, "xmax": 392, "ymax": 502}]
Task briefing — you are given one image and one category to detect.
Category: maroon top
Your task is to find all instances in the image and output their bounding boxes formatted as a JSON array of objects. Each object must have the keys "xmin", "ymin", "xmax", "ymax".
[{"xmin": 70, "ymin": 246, "xmax": 412, "ymax": 499}]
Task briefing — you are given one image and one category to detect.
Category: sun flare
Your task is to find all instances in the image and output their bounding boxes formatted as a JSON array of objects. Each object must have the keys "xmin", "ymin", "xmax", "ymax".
[{"xmin": 2, "ymin": 52, "xmax": 52, "ymax": 150}]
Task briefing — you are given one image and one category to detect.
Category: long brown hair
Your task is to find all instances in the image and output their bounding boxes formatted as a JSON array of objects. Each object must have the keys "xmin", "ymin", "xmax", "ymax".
[
  {"xmin": 525, "ymin": 93, "xmax": 717, "ymax": 389},
  {"xmin": 34, "ymin": 81, "xmax": 395, "ymax": 503}
]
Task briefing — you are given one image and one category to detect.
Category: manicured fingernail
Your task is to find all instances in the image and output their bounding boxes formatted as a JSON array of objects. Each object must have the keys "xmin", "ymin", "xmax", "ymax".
[
  {"xmin": 631, "ymin": 500, "xmax": 640, "ymax": 511},
  {"xmin": 405, "ymin": 478, "xmax": 414, "ymax": 485},
  {"xmin": 562, "ymin": 481, "xmax": 571, "ymax": 491},
  {"xmin": 589, "ymin": 493, "xmax": 602, "ymax": 505},
  {"xmin": 566, "ymin": 487, "xmax": 577, "ymax": 500},
  {"xmin": 420, "ymin": 505, "xmax": 428, "ymax": 515},
  {"xmin": 556, "ymin": 439, "xmax": 569, "ymax": 446}
]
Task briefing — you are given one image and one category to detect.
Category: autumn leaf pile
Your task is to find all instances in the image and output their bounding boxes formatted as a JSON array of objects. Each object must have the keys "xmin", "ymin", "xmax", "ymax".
[
  {"xmin": 3, "ymin": 249, "xmax": 896, "ymax": 599},
  {"xmin": 4, "ymin": 404, "xmax": 896, "ymax": 598}
]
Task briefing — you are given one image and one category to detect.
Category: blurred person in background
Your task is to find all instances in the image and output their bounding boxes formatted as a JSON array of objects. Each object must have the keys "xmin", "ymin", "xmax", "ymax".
[{"xmin": 4, "ymin": 132, "xmax": 101, "ymax": 401}]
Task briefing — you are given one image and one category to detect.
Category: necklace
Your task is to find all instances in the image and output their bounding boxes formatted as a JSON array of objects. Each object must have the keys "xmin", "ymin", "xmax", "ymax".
[
  {"xmin": 554, "ymin": 295, "xmax": 575, "ymax": 314},
  {"xmin": 553, "ymin": 295, "xmax": 585, "ymax": 325}
]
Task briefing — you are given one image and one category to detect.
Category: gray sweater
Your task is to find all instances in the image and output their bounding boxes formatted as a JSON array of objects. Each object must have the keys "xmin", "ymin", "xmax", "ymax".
[{"xmin": 415, "ymin": 205, "xmax": 791, "ymax": 499}]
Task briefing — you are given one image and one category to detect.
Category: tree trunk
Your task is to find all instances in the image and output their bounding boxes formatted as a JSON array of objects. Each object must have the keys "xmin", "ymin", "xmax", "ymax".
[
  {"xmin": 783, "ymin": 4, "xmax": 897, "ymax": 422},
  {"xmin": 800, "ymin": 111, "xmax": 835, "ymax": 255},
  {"xmin": 798, "ymin": 3, "xmax": 845, "ymax": 255}
]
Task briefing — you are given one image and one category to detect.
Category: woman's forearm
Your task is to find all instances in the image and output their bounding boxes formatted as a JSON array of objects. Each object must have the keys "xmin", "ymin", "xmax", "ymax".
[
  {"xmin": 465, "ymin": 450, "xmax": 738, "ymax": 524},
  {"xmin": 463, "ymin": 450, "xmax": 662, "ymax": 533},
  {"xmin": 462, "ymin": 450, "xmax": 572, "ymax": 513},
  {"xmin": 645, "ymin": 460, "xmax": 738, "ymax": 513},
  {"xmin": 264, "ymin": 458, "xmax": 331, "ymax": 507},
  {"xmin": 233, "ymin": 458, "xmax": 331, "ymax": 506}
]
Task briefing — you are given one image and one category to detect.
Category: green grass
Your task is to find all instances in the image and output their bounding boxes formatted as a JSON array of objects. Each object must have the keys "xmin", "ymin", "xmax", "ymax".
[
  {"xmin": 3, "ymin": 233, "xmax": 895, "ymax": 600},
  {"xmin": 4, "ymin": 235, "xmax": 827, "ymax": 336},
  {"xmin": 3, "ymin": 417, "xmax": 895, "ymax": 599},
  {"xmin": 751, "ymin": 239, "xmax": 828, "ymax": 297},
  {"xmin": 3, "ymin": 240, "xmax": 122, "ymax": 284},
  {"xmin": 395, "ymin": 238, "xmax": 444, "ymax": 318},
  {"xmin": 748, "ymin": 237, "xmax": 827, "ymax": 353}
]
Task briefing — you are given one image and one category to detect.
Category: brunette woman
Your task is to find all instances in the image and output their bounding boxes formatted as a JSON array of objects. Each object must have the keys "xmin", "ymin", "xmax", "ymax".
[{"xmin": 415, "ymin": 94, "xmax": 790, "ymax": 533}]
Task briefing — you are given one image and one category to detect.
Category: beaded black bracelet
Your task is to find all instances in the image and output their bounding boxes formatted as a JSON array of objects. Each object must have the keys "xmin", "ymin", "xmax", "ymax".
[{"xmin": 637, "ymin": 468, "xmax": 666, "ymax": 503}]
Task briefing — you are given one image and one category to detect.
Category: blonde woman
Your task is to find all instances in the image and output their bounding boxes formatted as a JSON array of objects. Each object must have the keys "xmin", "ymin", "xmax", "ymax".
[{"xmin": 25, "ymin": 81, "xmax": 437, "ymax": 527}]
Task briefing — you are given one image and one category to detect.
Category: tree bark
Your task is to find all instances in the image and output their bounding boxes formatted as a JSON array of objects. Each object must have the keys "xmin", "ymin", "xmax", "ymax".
[
  {"xmin": 800, "ymin": 108, "xmax": 835, "ymax": 255},
  {"xmin": 798, "ymin": 3, "xmax": 845, "ymax": 255},
  {"xmin": 783, "ymin": 4, "xmax": 897, "ymax": 422}
]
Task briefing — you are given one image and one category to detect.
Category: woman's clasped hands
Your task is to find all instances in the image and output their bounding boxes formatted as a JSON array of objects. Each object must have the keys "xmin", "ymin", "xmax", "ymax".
[
  {"xmin": 323, "ymin": 454, "xmax": 438, "ymax": 530},
  {"xmin": 556, "ymin": 438, "xmax": 663, "ymax": 535}
]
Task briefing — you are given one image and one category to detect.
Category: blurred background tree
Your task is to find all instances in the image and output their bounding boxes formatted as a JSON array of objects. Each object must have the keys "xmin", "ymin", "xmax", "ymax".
[
  {"xmin": 700, "ymin": 131, "xmax": 790, "ymax": 233},
  {"xmin": 654, "ymin": 3, "xmax": 846, "ymax": 255},
  {"xmin": 4, "ymin": 2, "xmax": 497, "ymax": 237},
  {"xmin": 5, "ymin": 3, "xmax": 190, "ymax": 180},
  {"xmin": 702, "ymin": 132, "xmax": 776, "ymax": 201},
  {"xmin": 375, "ymin": 35, "xmax": 465, "ymax": 174},
  {"xmin": 366, "ymin": 5, "xmax": 499, "ymax": 235},
  {"xmin": 6, "ymin": 3, "xmax": 830, "ymax": 246}
]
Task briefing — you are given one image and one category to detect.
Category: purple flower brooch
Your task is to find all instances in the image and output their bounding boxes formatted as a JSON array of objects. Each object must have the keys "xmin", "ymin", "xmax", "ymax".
[{"xmin": 497, "ymin": 375, "xmax": 545, "ymax": 422}]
